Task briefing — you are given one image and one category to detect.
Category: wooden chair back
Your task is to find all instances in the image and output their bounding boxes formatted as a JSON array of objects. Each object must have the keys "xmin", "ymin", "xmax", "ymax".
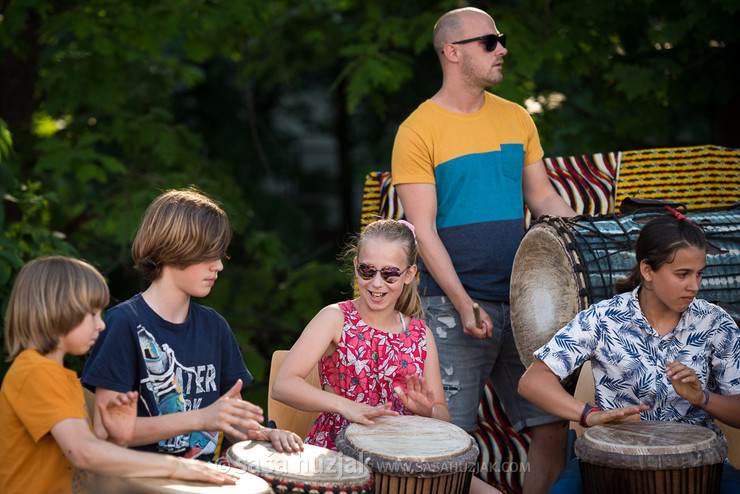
[{"xmin": 267, "ymin": 350, "xmax": 321, "ymax": 440}]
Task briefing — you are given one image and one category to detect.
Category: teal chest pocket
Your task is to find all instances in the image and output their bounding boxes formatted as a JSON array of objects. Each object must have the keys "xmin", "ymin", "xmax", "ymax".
[{"xmin": 499, "ymin": 144, "xmax": 525, "ymax": 181}]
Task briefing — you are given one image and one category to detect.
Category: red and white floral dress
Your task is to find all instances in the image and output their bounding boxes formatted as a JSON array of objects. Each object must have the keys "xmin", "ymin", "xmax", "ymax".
[{"xmin": 305, "ymin": 300, "xmax": 428, "ymax": 450}]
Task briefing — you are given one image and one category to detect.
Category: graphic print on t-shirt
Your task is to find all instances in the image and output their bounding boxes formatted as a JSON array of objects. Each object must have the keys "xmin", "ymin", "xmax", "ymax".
[{"xmin": 137, "ymin": 325, "xmax": 219, "ymax": 459}]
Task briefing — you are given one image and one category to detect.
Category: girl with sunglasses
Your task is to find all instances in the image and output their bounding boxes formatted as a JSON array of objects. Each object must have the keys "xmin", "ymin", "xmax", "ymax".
[
  {"xmin": 273, "ymin": 219, "xmax": 502, "ymax": 493},
  {"xmin": 272, "ymin": 219, "xmax": 449, "ymax": 450}
]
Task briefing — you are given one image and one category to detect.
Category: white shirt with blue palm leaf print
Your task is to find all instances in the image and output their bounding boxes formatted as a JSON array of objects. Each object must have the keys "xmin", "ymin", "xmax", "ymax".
[{"xmin": 535, "ymin": 286, "xmax": 740, "ymax": 438}]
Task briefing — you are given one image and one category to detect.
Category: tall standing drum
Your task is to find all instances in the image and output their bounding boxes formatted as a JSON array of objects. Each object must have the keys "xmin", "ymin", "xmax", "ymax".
[
  {"xmin": 575, "ymin": 421, "xmax": 726, "ymax": 494},
  {"xmin": 226, "ymin": 440, "xmax": 374, "ymax": 493},
  {"xmin": 510, "ymin": 209, "xmax": 740, "ymax": 370},
  {"xmin": 336, "ymin": 415, "xmax": 479, "ymax": 494}
]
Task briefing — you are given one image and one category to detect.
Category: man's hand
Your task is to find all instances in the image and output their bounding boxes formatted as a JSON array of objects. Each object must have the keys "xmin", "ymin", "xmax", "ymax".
[{"xmin": 460, "ymin": 303, "xmax": 492, "ymax": 338}]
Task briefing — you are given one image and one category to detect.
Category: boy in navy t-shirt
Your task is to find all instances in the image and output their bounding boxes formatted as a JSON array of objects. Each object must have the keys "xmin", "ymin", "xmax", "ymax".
[{"xmin": 83, "ymin": 188, "xmax": 302, "ymax": 461}]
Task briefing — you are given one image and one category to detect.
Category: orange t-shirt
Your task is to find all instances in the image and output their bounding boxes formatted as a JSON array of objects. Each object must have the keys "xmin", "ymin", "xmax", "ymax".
[{"xmin": 0, "ymin": 349, "xmax": 92, "ymax": 493}]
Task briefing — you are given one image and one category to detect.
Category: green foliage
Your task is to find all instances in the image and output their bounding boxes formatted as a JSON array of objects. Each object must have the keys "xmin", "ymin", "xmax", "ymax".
[
  {"xmin": 486, "ymin": 0, "xmax": 740, "ymax": 154},
  {"xmin": 2, "ymin": 0, "xmax": 738, "ymax": 406},
  {"xmin": 0, "ymin": 119, "xmax": 79, "ymax": 376}
]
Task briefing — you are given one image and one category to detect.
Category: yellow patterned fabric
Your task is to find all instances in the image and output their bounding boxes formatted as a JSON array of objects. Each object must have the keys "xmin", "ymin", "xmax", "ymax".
[
  {"xmin": 361, "ymin": 171, "xmax": 402, "ymax": 228},
  {"xmin": 616, "ymin": 145, "xmax": 740, "ymax": 212}
]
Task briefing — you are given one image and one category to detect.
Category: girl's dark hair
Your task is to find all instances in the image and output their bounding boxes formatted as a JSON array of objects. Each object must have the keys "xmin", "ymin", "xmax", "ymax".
[
  {"xmin": 344, "ymin": 219, "xmax": 422, "ymax": 317},
  {"xmin": 614, "ymin": 214, "xmax": 707, "ymax": 294}
]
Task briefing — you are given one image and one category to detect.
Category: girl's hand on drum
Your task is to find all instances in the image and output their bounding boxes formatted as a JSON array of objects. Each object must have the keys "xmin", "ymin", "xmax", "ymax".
[
  {"xmin": 247, "ymin": 426, "xmax": 304, "ymax": 453},
  {"xmin": 342, "ymin": 401, "xmax": 399, "ymax": 425},
  {"xmin": 587, "ymin": 405, "xmax": 649, "ymax": 426},
  {"xmin": 394, "ymin": 375, "xmax": 435, "ymax": 417},
  {"xmin": 168, "ymin": 457, "xmax": 239, "ymax": 485},
  {"xmin": 97, "ymin": 390, "xmax": 138, "ymax": 446},
  {"xmin": 201, "ymin": 379, "xmax": 264, "ymax": 440},
  {"xmin": 666, "ymin": 361, "xmax": 704, "ymax": 406},
  {"xmin": 462, "ymin": 304, "xmax": 492, "ymax": 339}
]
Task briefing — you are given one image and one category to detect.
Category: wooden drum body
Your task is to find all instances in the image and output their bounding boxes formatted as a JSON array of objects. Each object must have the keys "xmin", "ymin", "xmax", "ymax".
[
  {"xmin": 336, "ymin": 415, "xmax": 479, "ymax": 494},
  {"xmin": 510, "ymin": 209, "xmax": 740, "ymax": 371},
  {"xmin": 226, "ymin": 440, "xmax": 374, "ymax": 493},
  {"xmin": 575, "ymin": 421, "xmax": 727, "ymax": 494}
]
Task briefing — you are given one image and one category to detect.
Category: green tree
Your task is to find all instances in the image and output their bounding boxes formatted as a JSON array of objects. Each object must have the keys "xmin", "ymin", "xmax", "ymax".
[
  {"xmin": 0, "ymin": 119, "xmax": 80, "ymax": 375},
  {"xmin": 1, "ymin": 0, "xmax": 738, "ymax": 402}
]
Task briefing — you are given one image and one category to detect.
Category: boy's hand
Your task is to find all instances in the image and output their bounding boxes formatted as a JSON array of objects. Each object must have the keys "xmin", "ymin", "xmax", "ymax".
[
  {"xmin": 199, "ymin": 379, "xmax": 263, "ymax": 440},
  {"xmin": 247, "ymin": 426, "xmax": 304, "ymax": 453},
  {"xmin": 97, "ymin": 390, "xmax": 139, "ymax": 446}
]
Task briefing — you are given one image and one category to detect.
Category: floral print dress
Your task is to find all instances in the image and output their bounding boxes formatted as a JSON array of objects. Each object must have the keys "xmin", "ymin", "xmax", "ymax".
[{"xmin": 305, "ymin": 300, "xmax": 428, "ymax": 450}]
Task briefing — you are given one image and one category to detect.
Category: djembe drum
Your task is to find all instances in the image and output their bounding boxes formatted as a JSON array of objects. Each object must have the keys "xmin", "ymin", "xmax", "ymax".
[
  {"xmin": 510, "ymin": 208, "xmax": 740, "ymax": 371},
  {"xmin": 336, "ymin": 415, "xmax": 479, "ymax": 494},
  {"xmin": 575, "ymin": 421, "xmax": 727, "ymax": 494},
  {"xmin": 226, "ymin": 440, "xmax": 374, "ymax": 493},
  {"xmin": 120, "ymin": 463, "xmax": 272, "ymax": 494}
]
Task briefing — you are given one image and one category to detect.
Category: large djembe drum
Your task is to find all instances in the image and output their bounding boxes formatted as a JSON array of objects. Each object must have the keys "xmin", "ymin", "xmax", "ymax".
[
  {"xmin": 336, "ymin": 415, "xmax": 479, "ymax": 494},
  {"xmin": 575, "ymin": 421, "xmax": 727, "ymax": 494},
  {"xmin": 226, "ymin": 440, "xmax": 374, "ymax": 493}
]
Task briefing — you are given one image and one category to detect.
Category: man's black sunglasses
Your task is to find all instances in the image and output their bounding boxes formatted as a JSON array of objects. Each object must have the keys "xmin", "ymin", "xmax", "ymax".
[{"xmin": 444, "ymin": 33, "xmax": 507, "ymax": 53}]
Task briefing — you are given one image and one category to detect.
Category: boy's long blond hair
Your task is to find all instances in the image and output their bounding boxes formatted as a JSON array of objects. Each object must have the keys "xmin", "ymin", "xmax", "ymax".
[{"xmin": 4, "ymin": 256, "xmax": 109, "ymax": 360}]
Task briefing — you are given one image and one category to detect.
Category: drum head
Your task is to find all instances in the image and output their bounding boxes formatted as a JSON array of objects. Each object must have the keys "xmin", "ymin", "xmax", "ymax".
[
  {"xmin": 124, "ymin": 464, "xmax": 271, "ymax": 493},
  {"xmin": 511, "ymin": 220, "xmax": 583, "ymax": 369},
  {"xmin": 575, "ymin": 421, "xmax": 727, "ymax": 470},
  {"xmin": 226, "ymin": 440, "xmax": 372, "ymax": 491},
  {"xmin": 342, "ymin": 415, "xmax": 472, "ymax": 462}
]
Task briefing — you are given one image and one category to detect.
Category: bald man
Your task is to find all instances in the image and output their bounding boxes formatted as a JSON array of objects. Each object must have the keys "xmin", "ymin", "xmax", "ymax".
[{"xmin": 391, "ymin": 7, "xmax": 575, "ymax": 493}]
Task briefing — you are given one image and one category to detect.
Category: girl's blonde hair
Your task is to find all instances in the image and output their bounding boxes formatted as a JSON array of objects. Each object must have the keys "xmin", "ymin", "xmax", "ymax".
[
  {"xmin": 4, "ymin": 256, "xmax": 109, "ymax": 360},
  {"xmin": 132, "ymin": 187, "xmax": 232, "ymax": 281},
  {"xmin": 346, "ymin": 219, "xmax": 422, "ymax": 318}
]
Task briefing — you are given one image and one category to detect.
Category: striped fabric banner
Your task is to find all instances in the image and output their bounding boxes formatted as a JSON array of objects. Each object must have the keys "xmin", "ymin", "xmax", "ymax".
[
  {"xmin": 361, "ymin": 171, "xmax": 403, "ymax": 228},
  {"xmin": 525, "ymin": 152, "xmax": 619, "ymax": 226},
  {"xmin": 615, "ymin": 145, "xmax": 740, "ymax": 212},
  {"xmin": 474, "ymin": 381, "xmax": 531, "ymax": 493}
]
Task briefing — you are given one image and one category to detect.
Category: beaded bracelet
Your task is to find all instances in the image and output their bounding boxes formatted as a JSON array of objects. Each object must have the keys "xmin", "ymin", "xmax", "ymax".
[
  {"xmin": 699, "ymin": 390, "xmax": 710, "ymax": 410},
  {"xmin": 579, "ymin": 402, "xmax": 600, "ymax": 428}
]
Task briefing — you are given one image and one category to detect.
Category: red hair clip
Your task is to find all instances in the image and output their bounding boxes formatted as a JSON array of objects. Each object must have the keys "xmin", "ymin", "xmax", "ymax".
[{"xmin": 664, "ymin": 206, "xmax": 688, "ymax": 222}]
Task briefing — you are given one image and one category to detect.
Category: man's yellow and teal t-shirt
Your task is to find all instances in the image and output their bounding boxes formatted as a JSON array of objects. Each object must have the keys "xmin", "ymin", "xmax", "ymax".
[{"xmin": 391, "ymin": 92, "xmax": 543, "ymax": 301}]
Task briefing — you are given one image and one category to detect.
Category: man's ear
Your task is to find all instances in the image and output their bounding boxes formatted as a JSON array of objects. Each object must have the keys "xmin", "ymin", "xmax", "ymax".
[{"xmin": 441, "ymin": 43, "xmax": 460, "ymax": 62}]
